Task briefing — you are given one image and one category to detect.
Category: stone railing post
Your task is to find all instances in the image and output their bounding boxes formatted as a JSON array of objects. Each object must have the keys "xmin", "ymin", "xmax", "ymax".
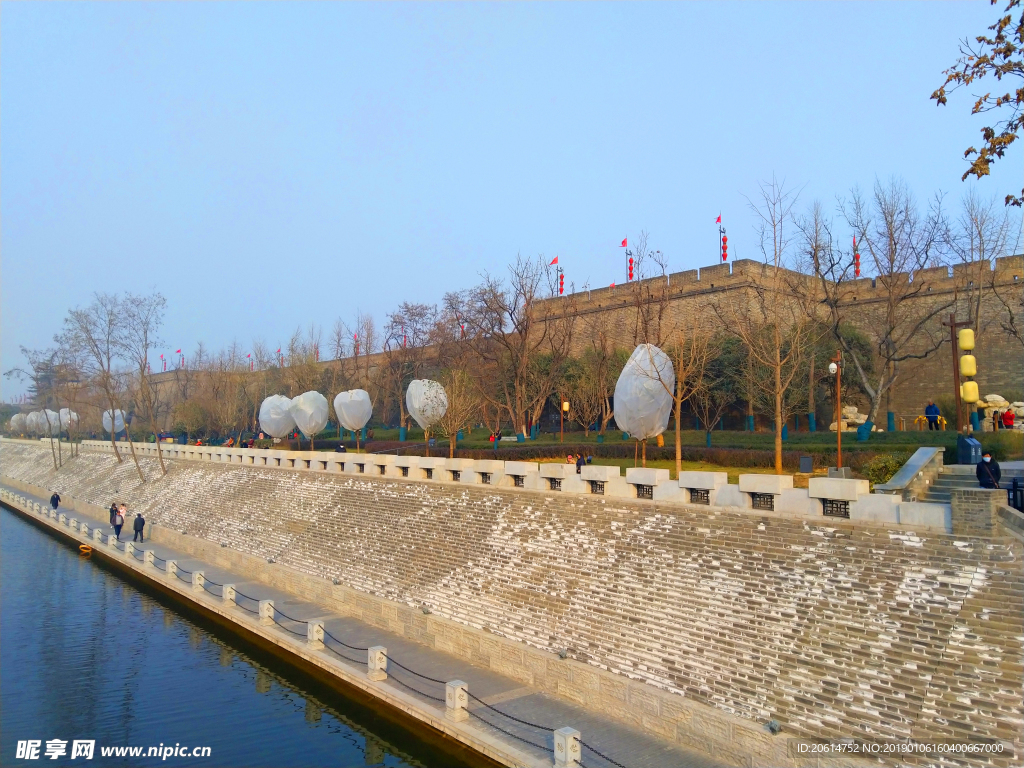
[
  {"xmin": 125, "ymin": 542, "xmax": 135, "ymax": 559},
  {"xmin": 69, "ymin": 518, "xmax": 78, "ymax": 531},
  {"xmin": 554, "ymin": 727, "xmax": 581, "ymax": 768},
  {"xmin": 192, "ymin": 571, "xmax": 205, "ymax": 592},
  {"xmin": 367, "ymin": 646, "xmax": 387, "ymax": 681},
  {"xmin": 166, "ymin": 560, "xmax": 177, "ymax": 579},
  {"xmin": 108, "ymin": 534, "xmax": 119, "ymax": 551},
  {"xmin": 93, "ymin": 528, "xmax": 103, "ymax": 542},
  {"xmin": 222, "ymin": 584, "xmax": 236, "ymax": 605},
  {"xmin": 258, "ymin": 600, "xmax": 274, "ymax": 626},
  {"xmin": 59, "ymin": 513, "xmax": 67, "ymax": 525},
  {"xmin": 307, "ymin": 620, "xmax": 324, "ymax": 650},
  {"xmin": 445, "ymin": 680, "xmax": 468, "ymax": 722},
  {"xmin": 144, "ymin": 550, "xmax": 155, "ymax": 567}
]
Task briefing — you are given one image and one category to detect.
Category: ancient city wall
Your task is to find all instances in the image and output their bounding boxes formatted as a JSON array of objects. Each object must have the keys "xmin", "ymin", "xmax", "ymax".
[
  {"xmin": 536, "ymin": 256, "xmax": 1024, "ymax": 423},
  {"xmin": 3, "ymin": 441, "xmax": 1022, "ymax": 764}
]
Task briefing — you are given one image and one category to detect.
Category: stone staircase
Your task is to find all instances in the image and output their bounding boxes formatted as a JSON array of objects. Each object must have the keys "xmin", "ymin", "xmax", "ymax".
[{"xmin": 920, "ymin": 464, "xmax": 1024, "ymax": 503}]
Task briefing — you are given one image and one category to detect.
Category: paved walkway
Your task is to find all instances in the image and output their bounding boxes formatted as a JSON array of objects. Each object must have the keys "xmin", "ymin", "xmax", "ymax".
[{"xmin": 3, "ymin": 482, "xmax": 725, "ymax": 768}]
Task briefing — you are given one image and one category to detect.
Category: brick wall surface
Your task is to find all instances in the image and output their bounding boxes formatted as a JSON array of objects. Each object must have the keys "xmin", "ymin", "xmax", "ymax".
[{"xmin": 4, "ymin": 442, "xmax": 1022, "ymax": 765}]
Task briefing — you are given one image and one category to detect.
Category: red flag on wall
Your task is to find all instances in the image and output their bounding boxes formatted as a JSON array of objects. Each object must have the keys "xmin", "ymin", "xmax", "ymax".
[
  {"xmin": 175, "ymin": 349, "xmax": 181, "ymax": 353},
  {"xmin": 549, "ymin": 256, "xmax": 558, "ymax": 266},
  {"xmin": 620, "ymin": 238, "xmax": 627, "ymax": 247}
]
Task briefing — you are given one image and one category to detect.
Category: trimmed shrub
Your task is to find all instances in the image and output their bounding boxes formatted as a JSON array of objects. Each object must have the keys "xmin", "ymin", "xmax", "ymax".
[{"xmin": 861, "ymin": 452, "xmax": 911, "ymax": 486}]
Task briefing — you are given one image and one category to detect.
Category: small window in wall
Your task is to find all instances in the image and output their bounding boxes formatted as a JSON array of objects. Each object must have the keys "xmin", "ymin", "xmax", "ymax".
[
  {"xmin": 750, "ymin": 492, "xmax": 774, "ymax": 511},
  {"xmin": 356, "ymin": 464, "xmax": 365, "ymax": 473},
  {"xmin": 635, "ymin": 484, "xmax": 653, "ymax": 500},
  {"xmin": 424, "ymin": 468, "xmax": 433, "ymax": 479},
  {"xmin": 589, "ymin": 480, "xmax": 605, "ymax": 495},
  {"xmin": 450, "ymin": 470, "xmax": 461, "ymax": 482},
  {"xmin": 480, "ymin": 472, "xmax": 491, "ymax": 485},
  {"xmin": 513, "ymin": 475, "xmax": 525, "ymax": 488},
  {"xmin": 548, "ymin": 477, "xmax": 562, "ymax": 491},
  {"xmin": 400, "ymin": 466, "xmax": 409, "ymax": 477},
  {"xmin": 689, "ymin": 488, "xmax": 710, "ymax": 505},
  {"xmin": 822, "ymin": 499, "xmax": 850, "ymax": 518},
  {"xmin": 378, "ymin": 465, "xmax": 387, "ymax": 475}
]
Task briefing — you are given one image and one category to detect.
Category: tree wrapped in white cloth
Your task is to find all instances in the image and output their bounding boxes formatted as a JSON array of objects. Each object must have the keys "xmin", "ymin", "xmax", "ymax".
[
  {"xmin": 289, "ymin": 391, "xmax": 329, "ymax": 449},
  {"xmin": 613, "ymin": 344, "xmax": 675, "ymax": 466},
  {"xmin": 258, "ymin": 395, "xmax": 295, "ymax": 439},
  {"xmin": 406, "ymin": 379, "xmax": 448, "ymax": 456},
  {"xmin": 39, "ymin": 409, "xmax": 61, "ymax": 436},
  {"xmin": 333, "ymin": 390, "xmax": 372, "ymax": 450},
  {"xmin": 10, "ymin": 413, "xmax": 26, "ymax": 434},
  {"xmin": 59, "ymin": 408, "xmax": 79, "ymax": 431},
  {"xmin": 102, "ymin": 409, "xmax": 128, "ymax": 436}
]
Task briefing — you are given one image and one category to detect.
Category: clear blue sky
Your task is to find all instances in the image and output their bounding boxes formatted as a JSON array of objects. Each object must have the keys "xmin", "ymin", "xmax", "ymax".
[{"xmin": 2, "ymin": 2, "xmax": 1020, "ymax": 398}]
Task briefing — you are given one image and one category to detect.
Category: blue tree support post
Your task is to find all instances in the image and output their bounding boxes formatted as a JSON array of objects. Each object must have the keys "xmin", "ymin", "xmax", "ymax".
[
  {"xmin": 399, "ymin": 427, "xmax": 407, "ymax": 442},
  {"xmin": 887, "ymin": 412, "xmax": 895, "ymax": 433},
  {"xmin": 808, "ymin": 413, "xmax": 817, "ymax": 432}
]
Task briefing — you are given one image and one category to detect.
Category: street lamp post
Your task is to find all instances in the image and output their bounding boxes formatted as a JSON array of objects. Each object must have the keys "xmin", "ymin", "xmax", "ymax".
[
  {"xmin": 829, "ymin": 350, "xmax": 843, "ymax": 469},
  {"xmin": 561, "ymin": 400, "xmax": 569, "ymax": 444}
]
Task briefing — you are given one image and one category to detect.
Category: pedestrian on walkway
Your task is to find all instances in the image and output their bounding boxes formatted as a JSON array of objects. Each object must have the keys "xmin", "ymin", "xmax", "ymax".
[
  {"xmin": 50, "ymin": 492, "xmax": 61, "ymax": 511},
  {"xmin": 924, "ymin": 401, "xmax": 940, "ymax": 431},
  {"xmin": 132, "ymin": 511, "xmax": 146, "ymax": 543},
  {"xmin": 1001, "ymin": 409, "xmax": 1015, "ymax": 429},
  {"xmin": 114, "ymin": 505, "xmax": 125, "ymax": 541},
  {"xmin": 109, "ymin": 502, "xmax": 118, "ymax": 528},
  {"xmin": 976, "ymin": 451, "xmax": 1002, "ymax": 489},
  {"xmin": 575, "ymin": 453, "xmax": 585, "ymax": 474}
]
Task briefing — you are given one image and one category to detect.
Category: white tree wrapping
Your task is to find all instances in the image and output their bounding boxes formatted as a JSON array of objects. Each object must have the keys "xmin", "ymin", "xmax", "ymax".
[
  {"xmin": 258, "ymin": 395, "xmax": 295, "ymax": 438},
  {"xmin": 59, "ymin": 408, "xmax": 79, "ymax": 431},
  {"xmin": 289, "ymin": 391, "xmax": 329, "ymax": 439},
  {"xmin": 10, "ymin": 413, "xmax": 26, "ymax": 433},
  {"xmin": 25, "ymin": 412, "xmax": 42, "ymax": 434},
  {"xmin": 613, "ymin": 344, "xmax": 675, "ymax": 439},
  {"xmin": 333, "ymin": 390, "xmax": 372, "ymax": 431},
  {"xmin": 102, "ymin": 409, "xmax": 127, "ymax": 434},
  {"xmin": 406, "ymin": 379, "xmax": 448, "ymax": 430},
  {"xmin": 40, "ymin": 409, "xmax": 61, "ymax": 435}
]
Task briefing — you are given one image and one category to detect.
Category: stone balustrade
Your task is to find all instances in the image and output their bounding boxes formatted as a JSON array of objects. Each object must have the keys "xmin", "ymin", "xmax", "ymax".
[{"xmin": 73, "ymin": 439, "xmax": 952, "ymax": 531}]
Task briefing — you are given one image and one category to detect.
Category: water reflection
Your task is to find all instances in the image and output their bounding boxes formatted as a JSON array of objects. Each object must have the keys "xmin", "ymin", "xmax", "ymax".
[{"xmin": 1, "ymin": 509, "xmax": 487, "ymax": 767}]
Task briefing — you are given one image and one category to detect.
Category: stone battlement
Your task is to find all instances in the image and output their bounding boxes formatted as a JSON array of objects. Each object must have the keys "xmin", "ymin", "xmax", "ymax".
[{"xmin": 3, "ymin": 439, "xmax": 1021, "ymax": 764}]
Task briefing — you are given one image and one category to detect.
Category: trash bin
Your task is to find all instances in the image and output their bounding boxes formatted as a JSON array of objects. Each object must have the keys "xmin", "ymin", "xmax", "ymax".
[
  {"xmin": 799, "ymin": 456, "xmax": 813, "ymax": 474},
  {"xmin": 956, "ymin": 435, "xmax": 982, "ymax": 465}
]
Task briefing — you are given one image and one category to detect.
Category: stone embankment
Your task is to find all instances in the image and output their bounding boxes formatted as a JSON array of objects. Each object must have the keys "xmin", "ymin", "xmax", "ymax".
[{"xmin": 3, "ymin": 438, "xmax": 1022, "ymax": 767}]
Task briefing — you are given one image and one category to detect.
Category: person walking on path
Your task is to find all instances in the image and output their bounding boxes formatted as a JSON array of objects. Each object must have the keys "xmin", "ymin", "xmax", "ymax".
[
  {"xmin": 977, "ymin": 451, "xmax": 1002, "ymax": 489},
  {"xmin": 114, "ymin": 505, "xmax": 125, "ymax": 541},
  {"xmin": 575, "ymin": 453, "xmax": 585, "ymax": 474},
  {"xmin": 924, "ymin": 401, "xmax": 941, "ymax": 430},
  {"xmin": 109, "ymin": 502, "xmax": 118, "ymax": 528},
  {"xmin": 49, "ymin": 492, "xmax": 61, "ymax": 511},
  {"xmin": 132, "ymin": 511, "xmax": 146, "ymax": 543},
  {"xmin": 1001, "ymin": 409, "xmax": 1015, "ymax": 430}
]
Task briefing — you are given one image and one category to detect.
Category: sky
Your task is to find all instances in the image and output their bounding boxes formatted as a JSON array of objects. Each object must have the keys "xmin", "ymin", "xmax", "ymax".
[{"xmin": 2, "ymin": 2, "xmax": 1021, "ymax": 399}]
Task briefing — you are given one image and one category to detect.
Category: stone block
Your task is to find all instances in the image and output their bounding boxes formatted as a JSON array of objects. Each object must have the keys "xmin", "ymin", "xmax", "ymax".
[
  {"xmin": 464, "ymin": 460, "xmax": 505, "ymax": 487},
  {"xmin": 777, "ymin": 488, "xmax": 816, "ymax": 515},
  {"xmin": 899, "ymin": 501, "xmax": 951, "ymax": 531},
  {"xmin": 738, "ymin": 474, "xmax": 794, "ymax": 494},
  {"xmin": 849, "ymin": 493, "xmax": 900, "ymax": 524},
  {"xmin": 714, "ymin": 484, "xmax": 749, "ymax": 508},
  {"xmin": 553, "ymin": 726, "xmax": 581, "ymax": 768},
  {"xmin": 581, "ymin": 465, "xmax": 622, "ymax": 481},
  {"xmin": 625, "ymin": 468, "xmax": 671, "ymax": 486},
  {"xmin": 504, "ymin": 461, "xmax": 540, "ymax": 475},
  {"xmin": 808, "ymin": 477, "xmax": 870, "ymax": 501},
  {"xmin": 445, "ymin": 680, "xmax": 468, "ymax": 722},
  {"xmin": 540, "ymin": 463, "xmax": 574, "ymax": 479},
  {"xmin": 652, "ymin": 483, "xmax": 684, "ymax": 501},
  {"xmin": 367, "ymin": 646, "xmax": 388, "ymax": 681},
  {"xmin": 677, "ymin": 471, "xmax": 728, "ymax": 490},
  {"xmin": 367, "ymin": 455, "xmax": 394, "ymax": 478}
]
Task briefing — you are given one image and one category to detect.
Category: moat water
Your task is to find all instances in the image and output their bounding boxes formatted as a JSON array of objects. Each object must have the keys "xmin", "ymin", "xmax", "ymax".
[{"xmin": 0, "ymin": 507, "xmax": 487, "ymax": 767}]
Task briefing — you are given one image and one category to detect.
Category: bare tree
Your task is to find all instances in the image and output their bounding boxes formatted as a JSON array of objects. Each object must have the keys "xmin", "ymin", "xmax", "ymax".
[
  {"xmin": 808, "ymin": 179, "xmax": 953, "ymax": 428},
  {"xmin": 122, "ymin": 292, "xmax": 168, "ymax": 473},
  {"xmin": 61, "ymin": 294, "xmax": 146, "ymax": 482},
  {"xmin": 434, "ymin": 368, "xmax": 481, "ymax": 458},
  {"xmin": 717, "ymin": 177, "xmax": 816, "ymax": 473},
  {"xmin": 456, "ymin": 254, "xmax": 577, "ymax": 439}
]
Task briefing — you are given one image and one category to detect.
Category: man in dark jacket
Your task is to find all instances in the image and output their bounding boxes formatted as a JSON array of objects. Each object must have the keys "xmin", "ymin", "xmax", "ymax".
[
  {"xmin": 977, "ymin": 451, "xmax": 1001, "ymax": 489},
  {"xmin": 50, "ymin": 492, "xmax": 61, "ymax": 511},
  {"xmin": 924, "ymin": 401, "xmax": 941, "ymax": 430},
  {"xmin": 132, "ymin": 512, "xmax": 146, "ymax": 543},
  {"xmin": 109, "ymin": 502, "xmax": 118, "ymax": 528}
]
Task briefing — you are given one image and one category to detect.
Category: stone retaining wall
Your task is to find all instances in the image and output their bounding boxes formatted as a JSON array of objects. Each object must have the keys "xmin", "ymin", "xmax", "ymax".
[{"xmin": 3, "ymin": 441, "xmax": 1022, "ymax": 766}]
